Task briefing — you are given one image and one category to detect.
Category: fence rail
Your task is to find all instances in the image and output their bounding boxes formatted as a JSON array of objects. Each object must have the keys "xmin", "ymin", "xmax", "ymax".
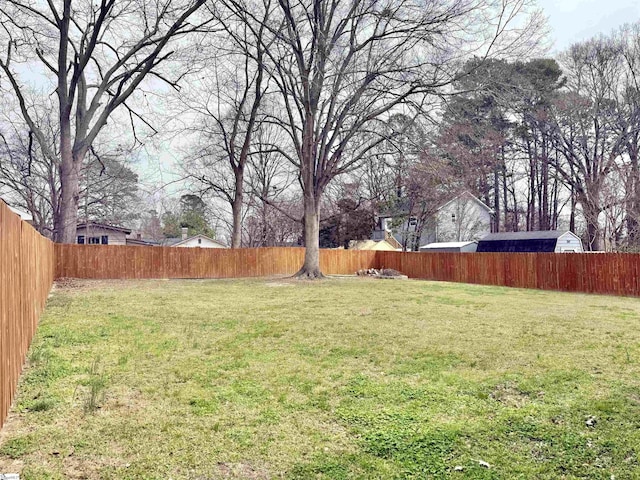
[{"xmin": 0, "ymin": 202, "xmax": 55, "ymax": 430}]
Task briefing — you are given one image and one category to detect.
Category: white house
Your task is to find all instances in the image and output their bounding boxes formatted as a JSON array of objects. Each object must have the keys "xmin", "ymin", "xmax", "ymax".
[
  {"xmin": 434, "ymin": 192, "xmax": 493, "ymax": 242},
  {"xmin": 373, "ymin": 191, "xmax": 494, "ymax": 250},
  {"xmin": 163, "ymin": 228, "xmax": 227, "ymax": 248}
]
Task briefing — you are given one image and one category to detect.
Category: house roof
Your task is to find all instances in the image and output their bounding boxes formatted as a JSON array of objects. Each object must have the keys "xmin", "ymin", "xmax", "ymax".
[
  {"xmin": 162, "ymin": 237, "xmax": 183, "ymax": 246},
  {"xmin": 350, "ymin": 239, "xmax": 399, "ymax": 251},
  {"xmin": 477, "ymin": 230, "xmax": 580, "ymax": 253},
  {"xmin": 420, "ymin": 241, "xmax": 477, "ymax": 249},
  {"xmin": 77, "ymin": 222, "xmax": 132, "ymax": 234},
  {"xmin": 480, "ymin": 230, "xmax": 571, "ymax": 242},
  {"xmin": 1, "ymin": 198, "xmax": 33, "ymax": 221},
  {"xmin": 165, "ymin": 234, "xmax": 227, "ymax": 248},
  {"xmin": 125, "ymin": 238, "xmax": 159, "ymax": 246},
  {"xmin": 9, "ymin": 205, "xmax": 33, "ymax": 221},
  {"xmin": 437, "ymin": 191, "xmax": 494, "ymax": 214}
]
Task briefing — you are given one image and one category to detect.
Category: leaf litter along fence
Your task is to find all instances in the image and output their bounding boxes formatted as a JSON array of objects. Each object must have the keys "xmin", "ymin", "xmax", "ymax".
[{"xmin": 3, "ymin": 202, "xmax": 640, "ymax": 430}]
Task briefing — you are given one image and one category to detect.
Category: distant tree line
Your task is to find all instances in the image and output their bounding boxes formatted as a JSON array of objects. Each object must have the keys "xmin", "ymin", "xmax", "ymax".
[{"xmin": 9, "ymin": 1, "xmax": 640, "ymax": 277}]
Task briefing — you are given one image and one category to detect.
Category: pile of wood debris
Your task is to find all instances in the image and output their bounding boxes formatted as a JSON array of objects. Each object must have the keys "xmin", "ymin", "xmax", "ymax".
[{"xmin": 356, "ymin": 268, "xmax": 407, "ymax": 279}]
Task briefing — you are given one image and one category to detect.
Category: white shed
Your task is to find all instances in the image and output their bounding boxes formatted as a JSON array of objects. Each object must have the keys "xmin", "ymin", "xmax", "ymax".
[
  {"xmin": 554, "ymin": 231, "xmax": 584, "ymax": 253},
  {"xmin": 419, "ymin": 241, "xmax": 478, "ymax": 253}
]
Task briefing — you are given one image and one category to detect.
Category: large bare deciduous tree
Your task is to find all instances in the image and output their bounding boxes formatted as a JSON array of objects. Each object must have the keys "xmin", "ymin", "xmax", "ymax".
[
  {"xmin": 552, "ymin": 38, "xmax": 628, "ymax": 251},
  {"xmin": 180, "ymin": 0, "xmax": 271, "ymax": 248},
  {"xmin": 0, "ymin": 104, "xmax": 139, "ymax": 236},
  {"xmin": 241, "ymin": 0, "xmax": 545, "ymax": 277},
  {"xmin": 0, "ymin": 0, "xmax": 209, "ymax": 242},
  {"xmin": 617, "ymin": 23, "xmax": 640, "ymax": 246}
]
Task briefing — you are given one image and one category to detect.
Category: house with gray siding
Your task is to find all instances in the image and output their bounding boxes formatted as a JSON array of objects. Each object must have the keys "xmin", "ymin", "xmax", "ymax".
[{"xmin": 373, "ymin": 191, "xmax": 494, "ymax": 250}]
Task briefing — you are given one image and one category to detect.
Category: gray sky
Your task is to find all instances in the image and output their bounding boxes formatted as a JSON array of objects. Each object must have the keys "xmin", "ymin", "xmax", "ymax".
[{"xmin": 538, "ymin": 0, "xmax": 640, "ymax": 52}]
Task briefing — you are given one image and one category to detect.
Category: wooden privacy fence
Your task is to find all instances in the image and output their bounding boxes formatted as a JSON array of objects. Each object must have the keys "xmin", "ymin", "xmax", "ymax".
[
  {"xmin": 56, "ymin": 243, "xmax": 640, "ymax": 297},
  {"xmin": 377, "ymin": 251, "xmax": 640, "ymax": 297},
  {"xmin": 0, "ymin": 202, "xmax": 55, "ymax": 430},
  {"xmin": 5, "ymin": 216, "xmax": 640, "ymax": 432},
  {"xmin": 54, "ymin": 244, "xmax": 378, "ymax": 279}
]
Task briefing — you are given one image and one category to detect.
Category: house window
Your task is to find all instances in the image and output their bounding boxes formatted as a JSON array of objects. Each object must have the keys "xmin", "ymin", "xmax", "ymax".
[
  {"xmin": 88, "ymin": 237, "xmax": 101, "ymax": 244},
  {"xmin": 451, "ymin": 213, "xmax": 456, "ymax": 223},
  {"xmin": 198, "ymin": 238, "xmax": 202, "ymax": 245},
  {"xmin": 409, "ymin": 217, "xmax": 417, "ymax": 227},
  {"xmin": 101, "ymin": 235, "xmax": 109, "ymax": 245},
  {"xmin": 77, "ymin": 235, "xmax": 85, "ymax": 244}
]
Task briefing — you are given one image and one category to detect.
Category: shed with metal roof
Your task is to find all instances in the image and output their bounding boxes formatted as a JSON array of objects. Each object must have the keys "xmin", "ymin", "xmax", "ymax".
[
  {"xmin": 419, "ymin": 241, "xmax": 478, "ymax": 253},
  {"xmin": 477, "ymin": 230, "xmax": 583, "ymax": 253}
]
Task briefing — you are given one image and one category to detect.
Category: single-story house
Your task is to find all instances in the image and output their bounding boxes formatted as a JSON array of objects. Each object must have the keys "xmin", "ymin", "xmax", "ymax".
[
  {"xmin": 477, "ymin": 230, "xmax": 584, "ymax": 253},
  {"xmin": 419, "ymin": 241, "xmax": 478, "ymax": 253},
  {"xmin": 163, "ymin": 228, "xmax": 227, "ymax": 248},
  {"xmin": 76, "ymin": 222, "xmax": 131, "ymax": 245}
]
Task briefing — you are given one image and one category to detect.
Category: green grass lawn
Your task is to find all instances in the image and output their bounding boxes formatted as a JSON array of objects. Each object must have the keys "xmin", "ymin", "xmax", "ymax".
[{"xmin": 1, "ymin": 278, "xmax": 640, "ymax": 479}]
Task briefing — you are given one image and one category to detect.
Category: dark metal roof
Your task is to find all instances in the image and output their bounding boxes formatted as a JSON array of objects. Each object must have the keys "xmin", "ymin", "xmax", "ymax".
[
  {"xmin": 480, "ymin": 230, "xmax": 568, "ymax": 241},
  {"xmin": 162, "ymin": 238, "xmax": 183, "ymax": 246},
  {"xmin": 477, "ymin": 238, "xmax": 558, "ymax": 253},
  {"xmin": 125, "ymin": 238, "xmax": 159, "ymax": 246},
  {"xmin": 77, "ymin": 222, "xmax": 132, "ymax": 234}
]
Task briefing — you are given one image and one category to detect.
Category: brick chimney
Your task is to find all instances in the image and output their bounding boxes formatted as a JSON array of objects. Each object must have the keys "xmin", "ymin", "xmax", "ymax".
[{"xmin": 181, "ymin": 227, "xmax": 188, "ymax": 240}]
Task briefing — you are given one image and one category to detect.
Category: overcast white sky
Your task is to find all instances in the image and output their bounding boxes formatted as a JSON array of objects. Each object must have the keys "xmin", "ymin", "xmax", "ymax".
[{"xmin": 538, "ymin": 0, "xmax": 640, "ymax": 52}]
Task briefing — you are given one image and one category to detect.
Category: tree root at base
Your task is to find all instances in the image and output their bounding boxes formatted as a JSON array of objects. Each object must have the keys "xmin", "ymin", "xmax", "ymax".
[{"xmin": 292, "ymin": 268, "xmax": 325, "ymax": 280}]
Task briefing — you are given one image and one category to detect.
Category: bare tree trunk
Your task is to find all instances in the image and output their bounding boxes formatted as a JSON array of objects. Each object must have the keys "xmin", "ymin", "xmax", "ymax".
[
  {"xmin": 296, "ymin": 190, "xmax": 323, "ymax": 278},
  {"xmin": 626, "ymin": 146, "xmax": 639, "ymax": 245},
  {"xmin": 230, "ymin": 171, "xmax": 244, "ymax": 248},
  {"xmin": 261, "ymin": 199, "xmax": 269, "ymax": 247},
  {"xmin": 493, "ymin": 165, "xmax": 500, "ymax": 232},
  {"xmin": 511, "ymin": 187, "xmax": 519, "ymax": 231},
  {"xmin": 57, "ymin": 162, "xmax": 80, "ymax": 243},
  {"xmin": 569, "ymin": 185, "xmax": 576, "ymax": 233},
  {"xmin": 582, "ymin": 196, "xmax": 602, "ymax": 251},
  {"xmin": 541, "ymin": 139, "xmax": 550, "ymax": 230},
  {"xmin": 501, "ymin": 146, "xmax": 509, "ymax": 231}
]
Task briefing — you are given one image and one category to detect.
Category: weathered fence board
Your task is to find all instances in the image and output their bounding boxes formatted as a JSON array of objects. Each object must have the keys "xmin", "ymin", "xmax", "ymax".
[{"xmin": 0, "ymin": 202, "xmax": 54, "ymax": 430}]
